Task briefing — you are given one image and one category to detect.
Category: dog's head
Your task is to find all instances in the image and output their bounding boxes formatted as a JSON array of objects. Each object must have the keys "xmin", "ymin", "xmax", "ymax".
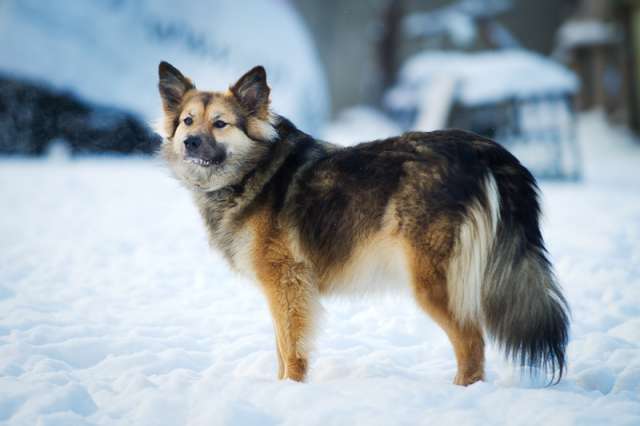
[{"xmin": 158, "ymin": 62, "xmax": 277, "ymax": 192}]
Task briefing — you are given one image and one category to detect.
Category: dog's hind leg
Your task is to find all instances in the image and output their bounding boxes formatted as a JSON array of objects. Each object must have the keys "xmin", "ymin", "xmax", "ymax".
[{"xmin": 406, "ymin": 243, "xmax": 485, "ymax": 386}]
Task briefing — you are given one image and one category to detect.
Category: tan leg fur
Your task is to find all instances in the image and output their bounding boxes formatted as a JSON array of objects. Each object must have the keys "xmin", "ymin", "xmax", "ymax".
[{"xmin": 250, "ymin": 211, "xmax": 318, "ymax": 382}]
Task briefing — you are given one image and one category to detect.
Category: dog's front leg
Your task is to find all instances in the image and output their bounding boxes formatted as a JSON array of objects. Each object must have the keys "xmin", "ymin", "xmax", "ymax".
[
  {"xmin": 259, "ymin": 255, "xmax": 319, "ymax": 382},
  {"xmin": 273, "ymin": 325, "xmax": 285, "ymax": 379}
]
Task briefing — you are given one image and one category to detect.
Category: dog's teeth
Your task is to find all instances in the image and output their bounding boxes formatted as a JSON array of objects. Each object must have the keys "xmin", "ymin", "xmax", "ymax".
[{"xmin": 187, "ymin": 157, "xmax": 214, "ymax": 167}]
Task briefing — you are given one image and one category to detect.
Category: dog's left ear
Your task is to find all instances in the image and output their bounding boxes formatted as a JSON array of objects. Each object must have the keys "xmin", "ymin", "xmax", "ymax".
[
  {"xmin": 231, "ymin": 66, "xmax": 270, "ymax": 115},
  {"xmin": 158, "ymin": 61, "xmax": 195, "ymax": 114}
]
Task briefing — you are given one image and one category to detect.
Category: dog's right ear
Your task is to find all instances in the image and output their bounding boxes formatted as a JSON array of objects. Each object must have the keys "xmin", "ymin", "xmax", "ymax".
[{"xmin": 158, "ymin": 61, "xmax": 195, "ymax": 114}]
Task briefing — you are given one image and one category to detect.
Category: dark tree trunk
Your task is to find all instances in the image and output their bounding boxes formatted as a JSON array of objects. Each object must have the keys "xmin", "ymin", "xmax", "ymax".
[{"xmin": 376, "ymin": 0, "xmax": 404, "ymax": 105}]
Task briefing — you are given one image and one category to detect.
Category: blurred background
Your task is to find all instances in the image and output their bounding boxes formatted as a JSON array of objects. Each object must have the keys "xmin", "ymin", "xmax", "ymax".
[
  {"xmin": 2, "ymin": 4, "xmax": 640, "ymax": 423},
  {"xmin": 0, "ymin": 0, "xmax": 639, "ymax": 179}
]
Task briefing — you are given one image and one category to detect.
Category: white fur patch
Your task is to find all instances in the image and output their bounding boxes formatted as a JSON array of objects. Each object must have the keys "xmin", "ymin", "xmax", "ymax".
[
  {"xmin": 224, "ymin": 126, "xmax": 259, "ymax": 158},
  {"xmin": 226, "ymin": 225, "xmax": 259, "ymax": 282},
  {"xmin": 248, "ymin": 113, "xmax": 278, "ymax": 142},
  {"xmin": 447, "ymin": 173, "xmax": 500, "ymax": 324},
  {"xmin": 323, "ymin": 235, "xmax": 412, "ymax": 297}
]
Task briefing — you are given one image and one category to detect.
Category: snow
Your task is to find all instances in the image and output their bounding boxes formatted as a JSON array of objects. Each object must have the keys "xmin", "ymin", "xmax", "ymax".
[
  {"xmin": 386, "ymin": 50, "xmax": 578, "ymax": 108},
  {"xmin": 404, "ymin": 10, "xmax": 477, "ymax": 47},
  {"xmin": 0, "ymin": 0, "xmax": 329, "ymax": 134},
  {"xmin": 557, "ymin": 20, "xmax": 622, "ymax": 49},
  {"xmin": 1, "ymin": 112, "xmax": 640, "ymax": 424},
  {"xmin": 505, "ymin": 97, "xmax": 581, "ymax": 178},
  {"xmin": 322, "ymin": 106, "xmax": 402, "ymax": 146},
  {"xmin": 412, "ymin": 75, "xmax": 458, "ymax": 132}
]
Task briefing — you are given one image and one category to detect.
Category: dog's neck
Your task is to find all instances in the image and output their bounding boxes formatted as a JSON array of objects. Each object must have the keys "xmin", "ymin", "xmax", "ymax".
[
  {"xmin": 198, "ymin": 116, "xmax": 302, "ymax": 204},
  {"xmin": 192, "ymin": 116, "xmax": 317, "ymax": 252}
]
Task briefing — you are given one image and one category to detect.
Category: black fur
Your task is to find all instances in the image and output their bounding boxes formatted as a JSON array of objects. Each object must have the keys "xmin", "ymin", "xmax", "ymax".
[{"xmin": 484, "ymin": 161, "xmax": 569, "ymax": 384}]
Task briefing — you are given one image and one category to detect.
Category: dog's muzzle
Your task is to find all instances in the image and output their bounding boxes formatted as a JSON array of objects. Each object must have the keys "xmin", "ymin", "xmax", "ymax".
[{"xmin": 184, "ymin": 135, "xmax": 226, "ymax": 167}]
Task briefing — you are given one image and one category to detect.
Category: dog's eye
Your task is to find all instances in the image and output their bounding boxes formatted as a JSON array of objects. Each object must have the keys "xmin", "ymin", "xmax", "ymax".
[
  {"xmin": 213, "ymin": 120, "xmax": 227, "ymax": 129},
  {"xmin": 183, "ymin": 116, "xmax": 193, "ymax": 126}
]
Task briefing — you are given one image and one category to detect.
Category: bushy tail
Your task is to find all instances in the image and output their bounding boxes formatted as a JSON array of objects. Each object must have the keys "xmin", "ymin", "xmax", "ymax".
[
  {"xmin": 483, "ymin": 227, "xmax": 569, "ymax": 383},
  {"xmin": 448, "ymin": 168, "xmax": 569, "ymax": 384}
]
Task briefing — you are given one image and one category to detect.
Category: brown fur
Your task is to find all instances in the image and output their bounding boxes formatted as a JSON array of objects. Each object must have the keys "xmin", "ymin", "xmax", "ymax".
[
  {"xmin": 406, "ymin": 242, "xmax": 485, "ymax": 385},
  {"xmin": 249, "ymin": 209, "xmax": 318, "ymax": 381}
]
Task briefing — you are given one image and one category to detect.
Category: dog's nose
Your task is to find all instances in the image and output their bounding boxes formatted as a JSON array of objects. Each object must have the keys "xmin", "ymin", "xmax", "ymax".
[{"xmin": 184, "ymin": 136, "xmax": 201, "ymax": 151}]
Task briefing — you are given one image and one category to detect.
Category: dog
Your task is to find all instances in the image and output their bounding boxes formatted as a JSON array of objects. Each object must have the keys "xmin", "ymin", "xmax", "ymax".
[{"xmin": 157, "ymin": 61, "xmax": 569, "ymax": 385}]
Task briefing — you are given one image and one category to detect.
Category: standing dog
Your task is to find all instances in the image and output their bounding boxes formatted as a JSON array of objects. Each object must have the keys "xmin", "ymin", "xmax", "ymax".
[{"xmin": 157, "ymin": 62, "xmax": 569, "ymax": 385}]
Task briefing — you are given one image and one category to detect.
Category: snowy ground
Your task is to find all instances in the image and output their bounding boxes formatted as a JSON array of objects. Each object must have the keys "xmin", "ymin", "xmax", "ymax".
[{"xmin": 1, "ymin": 112, "xmax": 640, "ymax": 425}]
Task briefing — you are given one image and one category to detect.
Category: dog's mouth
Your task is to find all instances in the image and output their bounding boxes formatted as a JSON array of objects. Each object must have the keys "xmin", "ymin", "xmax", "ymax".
[
  {"xmin": 181, "ymin": 138, "xmax": 227, "ymax": 169},
  {"xmin": 184, "ymin": 154, "xmax": 226, "ymax": 168}
]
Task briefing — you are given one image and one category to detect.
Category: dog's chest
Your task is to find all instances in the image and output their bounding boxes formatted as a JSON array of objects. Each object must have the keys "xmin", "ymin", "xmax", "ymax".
[{"xmin": 225, "ymin": 226, "xmax": 258, "ymax": 280}]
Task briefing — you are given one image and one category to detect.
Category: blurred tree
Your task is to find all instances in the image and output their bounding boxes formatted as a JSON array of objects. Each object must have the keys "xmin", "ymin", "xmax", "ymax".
[
  {"xmin": 555, "ymin": 0, "xmax": 640, "ymax": 134},
  {"xmin": 376, "ymin": 0, "xmax": 405, "ymax": 104},
  {"xmin": 618, "ymin": 0, "xmax": 640, "ymax": 133},
  {"xmin": 0, "ymin": 76, "xmax": 159, "ymax": 156}
]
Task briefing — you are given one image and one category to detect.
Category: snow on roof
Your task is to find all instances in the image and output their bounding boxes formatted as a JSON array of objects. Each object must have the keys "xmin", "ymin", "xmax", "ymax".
[
  {"xmin": 557, "ymin": 20, "xmax": 622, "ymax": 49},
  {"xmin": 387, "ymin": 50, "xmax": 578, "ymax": 108},
  {"xmin": 0, "ymin": 0, "xmax": 329, "ymax": 134}
]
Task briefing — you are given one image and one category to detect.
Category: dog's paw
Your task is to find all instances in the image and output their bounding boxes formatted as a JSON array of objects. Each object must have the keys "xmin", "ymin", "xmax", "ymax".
[{"xmin": 453, "ymin": 371, "xmax": 484, "ymax": 386}]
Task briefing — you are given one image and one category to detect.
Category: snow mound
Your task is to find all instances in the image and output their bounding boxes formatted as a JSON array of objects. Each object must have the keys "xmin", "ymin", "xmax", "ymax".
[{"xmin": 0, "ymin": 0, "xmax": 329, "ymax": 134}]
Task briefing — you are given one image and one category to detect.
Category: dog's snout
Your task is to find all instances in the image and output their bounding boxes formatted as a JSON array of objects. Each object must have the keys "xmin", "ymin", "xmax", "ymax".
[{"xmin": 184, "ymin": 136, "xmax": 201, "ymax": 151}]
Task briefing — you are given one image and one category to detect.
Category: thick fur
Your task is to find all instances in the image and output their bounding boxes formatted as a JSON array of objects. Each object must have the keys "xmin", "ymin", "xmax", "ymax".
[{"xmin": 158, "ymin": 62, "xmax": 569, "ymax": 385}]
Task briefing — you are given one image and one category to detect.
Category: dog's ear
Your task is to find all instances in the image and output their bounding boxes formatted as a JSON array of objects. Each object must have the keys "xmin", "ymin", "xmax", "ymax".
[
  {"xmin": 230, "ymin": 66, "xmax": 270, "ymax": 115},
  {"xmin": 158, "ymin": 61, "xmax": 195, "ymax": 114}
]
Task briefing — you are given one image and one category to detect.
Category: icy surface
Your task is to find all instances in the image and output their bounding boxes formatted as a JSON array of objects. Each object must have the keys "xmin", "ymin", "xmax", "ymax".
[
  {"xmin": 387, "ymin": 50, "xmax": 578, "ymax": 108},
  {"xmin": 0, "ymin": 0, "xmax": 329, "ymax": 134},
  {"xmin": 1, "ymin": 113, "xmax": 640, "ymax": 424}
]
